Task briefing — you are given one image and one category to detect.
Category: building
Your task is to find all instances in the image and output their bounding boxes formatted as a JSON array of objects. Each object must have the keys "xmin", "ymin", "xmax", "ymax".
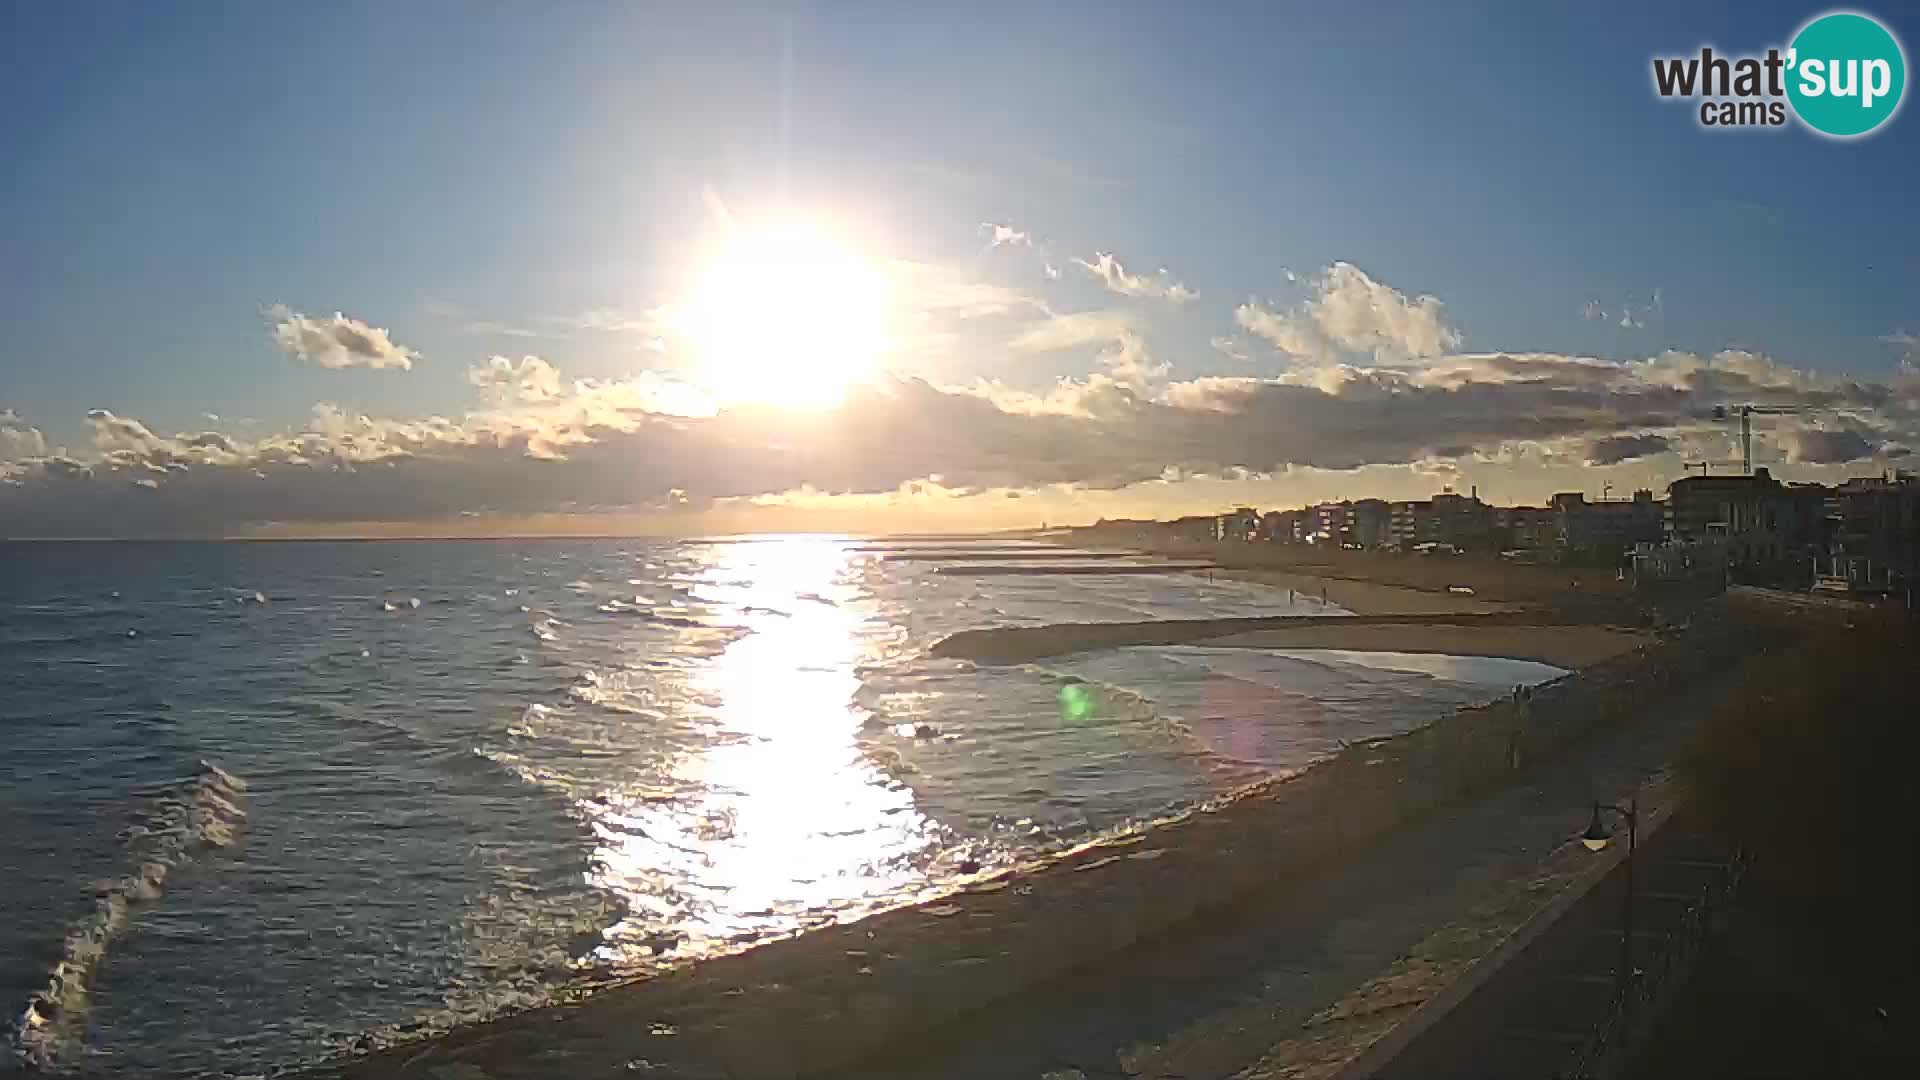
[
  {"xmin": 1350, "ymin": 498, "xmax": 1391, "ymax": 548},
  {"xmin": 1494, "ymin": 505, "xmax": 1560, "ymax": 552},
  {"xmin": 1391, "ymin": 489, "xmax": 1493, "ymax": 551},
  {"xmin": 1389, "ymin": 499, "xmax": 1432, "ymax": 548},
  {"xmin": 1260, "ymin": 509, "xmax": 1304, "ymax": 543},
  {"xmin": 1554, "ymin": 489, "xmax": 1665, "ymax": 552},
  {"xmin": 1666, "ymin": 469, "xmax": 1793, "ymax": 565},
  {"xmin": 1168, "ymin": 514, "xmax": 1221, "ymax": 542},
  {"xmin": 1217, "ymin": 506, "xmax": 1261, "ymax": 541},
  {"xmin": 1305, "ymin": 501, "xmax": 1350, "ymax": 545},
  {"xmin": 1826, "ymin": 473, "xmax": 1920, "ymax": 593}
]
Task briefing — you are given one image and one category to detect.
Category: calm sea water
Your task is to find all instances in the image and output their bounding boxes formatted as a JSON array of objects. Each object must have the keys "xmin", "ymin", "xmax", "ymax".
[{"xmin": 0, "ymin": 537, "xmax": 1561, "ymax": 1077}]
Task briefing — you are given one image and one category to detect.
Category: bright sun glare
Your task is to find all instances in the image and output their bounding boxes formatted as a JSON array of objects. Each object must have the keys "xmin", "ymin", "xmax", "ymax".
[{"xmin": 675, "ymin": 220, "xmax": 891, "ymax": 409}]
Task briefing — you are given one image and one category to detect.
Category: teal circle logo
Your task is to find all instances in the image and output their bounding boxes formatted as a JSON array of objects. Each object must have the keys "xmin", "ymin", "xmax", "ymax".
[{"xmin": 1787, "ymin": 11, "xmax": 1906, "ymax": 137}]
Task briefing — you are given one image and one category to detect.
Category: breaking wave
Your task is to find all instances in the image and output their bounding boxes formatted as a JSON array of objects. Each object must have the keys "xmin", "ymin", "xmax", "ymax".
[{"xmin": 8, "ymin": 760, "xmax": 248, "ymax": 1071}]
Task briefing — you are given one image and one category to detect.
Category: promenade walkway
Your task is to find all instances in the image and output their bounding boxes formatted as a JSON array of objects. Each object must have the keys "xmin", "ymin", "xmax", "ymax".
[{"xmin": 840, "ymin": 663, "xmax": 1750, "ymax": 1080}]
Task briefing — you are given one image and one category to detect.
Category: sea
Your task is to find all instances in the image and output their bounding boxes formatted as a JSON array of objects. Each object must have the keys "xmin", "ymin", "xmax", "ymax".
[{"xmin": 0, "ymin": 537, "xmax": 1564, "ymax": 1077}]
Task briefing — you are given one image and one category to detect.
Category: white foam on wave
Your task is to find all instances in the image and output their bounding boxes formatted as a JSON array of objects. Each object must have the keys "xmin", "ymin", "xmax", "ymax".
[
  {"xmin": 568, "ymin": 669, "xmax": 664, "ymax": 718},
  {"xmin": 8, "ymin": 760, "xmax": 248, "ymax": 1071}
]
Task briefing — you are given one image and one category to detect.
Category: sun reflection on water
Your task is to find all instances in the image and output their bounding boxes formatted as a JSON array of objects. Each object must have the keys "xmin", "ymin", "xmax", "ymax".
[{"xmin": 582, "ymin": 537, "xmax": 936, "ymax": 965}]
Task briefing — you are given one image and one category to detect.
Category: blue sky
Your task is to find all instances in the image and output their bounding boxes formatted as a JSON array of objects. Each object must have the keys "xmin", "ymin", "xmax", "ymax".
[{"xmin": 3, "ymin": 2, "xmax": 1917, "ymax": 535}]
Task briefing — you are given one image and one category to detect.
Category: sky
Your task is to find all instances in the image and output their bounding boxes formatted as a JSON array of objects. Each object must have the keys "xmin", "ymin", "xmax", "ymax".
[{"xmin": 3, "ymin": 1, "xmax": 1918, "ymax": 537}]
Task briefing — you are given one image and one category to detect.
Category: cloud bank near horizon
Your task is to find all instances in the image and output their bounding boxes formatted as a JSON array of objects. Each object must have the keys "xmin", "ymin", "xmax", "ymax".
[{"xmin": 5, "ymin": 262, "xmax": 1916, "ymax": 536}]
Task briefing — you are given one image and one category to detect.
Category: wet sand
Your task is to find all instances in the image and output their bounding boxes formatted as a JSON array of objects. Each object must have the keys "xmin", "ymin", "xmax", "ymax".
[
  {"xmin": 1204, "ymin": 621, "xmax": 1648, "ymax": 670},
  {"xmin": 930, "ymin": 612, "xmax": 1643, "ymax": 670},
  {"xmin": 1215, "ymin": 567, "xmax": 1515, "ymax": 616}
]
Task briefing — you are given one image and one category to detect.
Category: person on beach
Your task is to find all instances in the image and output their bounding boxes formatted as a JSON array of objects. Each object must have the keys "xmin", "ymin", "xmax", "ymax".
[{"xmin": 1508, "ymin": 684, "xmax": 1531, "ymax": 771}]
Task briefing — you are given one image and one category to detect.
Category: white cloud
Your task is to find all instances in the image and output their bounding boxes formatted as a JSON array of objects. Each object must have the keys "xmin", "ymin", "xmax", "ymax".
[
  {"xmin": 1585, "ymin": 292, "xmax": 1658, "ymax": 330},
  {"xmin": 1098, "ymin": 330, "xmax": 1168, "ymax": 389},
  {"xmin": 1237, "ymin": 262, "xmax": 1460, "ymax": 363},
  {"xmin": 467, "ymin": 355, "xmax": 564, "ymax": 405},
  {"xmin": 1008, "ymin": 310, "xmax": 1140, "ymax": 352},
  {"xmin": 2, "ymin": 409, "xmax": 48, "ymax": 464},
  {"xmin": 981, "ymin": 222, "xmax": 1032, "ymax": 248},
  {"xmin": 888, "ymin": 259, "xmax": 1051, "ymax": 320},
  {"xmin": 463, "ymin": 320, "xmax": 539, "ymax": 338},
  {"xmin": 1071, "ymin": 252, "xmax": 1196, "ymax": 304},
  {"xmin": 557, "ymin": 308, "xmax": 665, "ymax": 334},
  {"xmin": 264, "ymin": 305, "xmax": 419, "ymax": 371}
]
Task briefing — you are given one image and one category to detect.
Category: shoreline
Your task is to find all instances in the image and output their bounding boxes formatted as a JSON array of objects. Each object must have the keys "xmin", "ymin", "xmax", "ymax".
[
  {"xmin": 929, "ymin": 609, "xmax": 1647, "ymax": 670},
  {"xmin": 1204, "ymin": 620, "xmax": 1648, "ymax": 670},
  {"xmin": 1210, "ymin": 566, "xmax": 1514, "ymax": 616},
  {"xmin": 299, "ymin": 602, "xmax": 1746, "ymax": 1080}
]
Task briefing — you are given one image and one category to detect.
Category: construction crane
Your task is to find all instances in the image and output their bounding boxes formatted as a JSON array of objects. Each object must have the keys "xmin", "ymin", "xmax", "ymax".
[{"xmin": 1712, "ymin": 404, "xmax": 1807, "ymax": 475}]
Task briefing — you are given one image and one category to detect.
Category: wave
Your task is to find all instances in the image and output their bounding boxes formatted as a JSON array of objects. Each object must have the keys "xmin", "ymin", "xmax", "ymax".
[{"xmin": 8, "ymin": 760, "xmax": 248, "ymax": 1072}]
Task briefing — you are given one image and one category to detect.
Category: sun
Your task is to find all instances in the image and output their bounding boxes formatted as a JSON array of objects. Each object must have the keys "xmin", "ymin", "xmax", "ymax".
[{"xmin": 673, "ymin": 220, "xmax": 892, "ymax": 409}]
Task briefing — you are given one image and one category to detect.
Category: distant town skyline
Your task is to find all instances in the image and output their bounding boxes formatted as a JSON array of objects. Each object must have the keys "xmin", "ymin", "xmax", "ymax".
[{"xmin": 4, "ymin": 3, "xmax": 1918, "ymax": 538}]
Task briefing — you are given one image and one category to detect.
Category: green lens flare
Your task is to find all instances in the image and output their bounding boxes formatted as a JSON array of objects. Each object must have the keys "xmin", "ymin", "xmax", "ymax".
[{"xmin": 1058, "ymin": 684, "xmax": 1096, "ymax": 723}]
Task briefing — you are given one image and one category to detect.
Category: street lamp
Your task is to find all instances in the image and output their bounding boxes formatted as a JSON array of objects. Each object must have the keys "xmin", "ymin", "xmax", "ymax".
[{"xmin": 1581, "ymin": 798, "xmax": 1639, "ymax": 988}]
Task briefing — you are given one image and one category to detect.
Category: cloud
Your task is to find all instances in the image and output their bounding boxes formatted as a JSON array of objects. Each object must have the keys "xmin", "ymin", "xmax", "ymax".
[
  {"xmin": 1782, "ymin": 427, "xmax": 1879, "ymax": 463},
  {"xmin": 264, "ymin": 305, "xmax": 419, "ymax": 371},
  {"xmin": 1237, "ymin": 262, "xmax": 1460, "ymax": 363},
  {"xmin": 1097, "ymin": 330, "xmax": 1168, "ymax": 390},
  {"xmin": 1583, "ymin": 292, "xmax": 1659, "ymax": 330},
  {"xmin": 889, "ymin": 260, "xmax": 1050, "ymax": 320},
  {"xmin": 1071, "ymin": 253, "xmax": 1196, "ymax": 304},
  {"xmin": 1211, "ymin": 336, "xmax": 1249, "ymax": 362},
  {"xmin": 462, "ymin": 320, "xmax": 539, "ymax": 338},
  {"xmin": 1008, "ymin": 310, "xmax": 1140, "ymax": 352},
  {"xmin": 1587, "ymin": 432, "xmax": 1672, "ymax": 465},
  {"xmin": 11, "ymin": 261, "xmax": 1919, "ymax": 537},
  {"xmin": 468, "ymin": 355, "xmax": 564, "ymax": 405},
  {"xmin": 557, "ymin": 308, "xmax": 665, "ymax": 334},
  {"xmin": 2, "ymin": 409, "xmax": 48, "ymax": 462},
  {"xmin": 4, "ymin": 346, "xmax": 1911, "ymax": 537},
  {"xmin": 424, "ymin": 300, "xmax": 540, "ymax": 339},
  {"xmin": 981, "ymin": 222, "xmax": 1032, "ymax": 248}
]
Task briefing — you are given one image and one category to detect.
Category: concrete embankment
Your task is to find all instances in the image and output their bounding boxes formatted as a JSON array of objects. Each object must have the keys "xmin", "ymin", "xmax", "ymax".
[
  {"xmin": 932, "ymin": 562, "xmax": 1217, "ymax": 575},
  {"xmin": 300, "ymin": 604, "xmax": 1749, "ymax": 1080},
  {"xmin": 930, "ymin": 612, "xmax": 1642, "ymax": 669}
]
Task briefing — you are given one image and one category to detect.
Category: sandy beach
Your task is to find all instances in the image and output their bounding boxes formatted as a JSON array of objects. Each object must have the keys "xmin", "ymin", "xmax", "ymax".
[
  {"xmin": 1213, "ymin": 566, "xmax": 1516, "ymax": 616},
  {"xmin": 1203, "ymin": 621, "xmax": 1648, "ymax": 670}
]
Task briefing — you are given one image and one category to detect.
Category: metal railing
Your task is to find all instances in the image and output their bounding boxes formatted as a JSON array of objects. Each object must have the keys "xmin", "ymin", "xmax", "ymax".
[{"xmin": 1555, "ymin": 848, "xmax": 1750, "ymax": 1080}]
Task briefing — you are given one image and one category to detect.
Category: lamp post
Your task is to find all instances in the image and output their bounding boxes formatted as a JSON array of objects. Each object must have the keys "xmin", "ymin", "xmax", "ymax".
[{"xmin": 1581, "ymin": 797, "xmax": 1639, "ymax": 991}]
